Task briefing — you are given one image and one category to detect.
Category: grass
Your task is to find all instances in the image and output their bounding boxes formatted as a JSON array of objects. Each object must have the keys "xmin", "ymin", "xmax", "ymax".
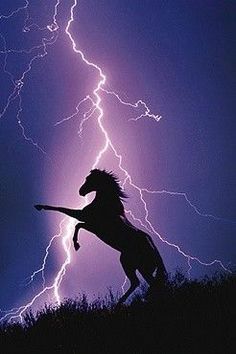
[{"xmin": 0, "ymin": 272, "xmax": 235, "ymax": 354}]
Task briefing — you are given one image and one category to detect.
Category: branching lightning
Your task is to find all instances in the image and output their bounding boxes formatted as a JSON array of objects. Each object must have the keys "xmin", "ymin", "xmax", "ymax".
[
  {"xmin": 0, "ymin": 0, "xmax": 60, "ymax": 154},
  {"xmin": 0, "ymin": 0, "xmax": 233, "ymax": 323},
  {"xmin": 24, "ymin": 219, "xmax": 64, "ymax": 288}
]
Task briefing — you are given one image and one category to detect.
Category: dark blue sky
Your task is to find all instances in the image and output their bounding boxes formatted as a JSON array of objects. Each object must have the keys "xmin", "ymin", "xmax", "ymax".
[{"xmin": 0, "ymin": 1, "xmax": 235, "ymax": 312}]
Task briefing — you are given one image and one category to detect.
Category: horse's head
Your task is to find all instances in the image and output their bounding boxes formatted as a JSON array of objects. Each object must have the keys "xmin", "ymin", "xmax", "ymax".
[
  {"xmin": 79, "ymin": 169, "xmax": 127, "ymax": 199},
  {"xmin": 79, "ymin": 169, "xmax": 103, "ymax": 196}
]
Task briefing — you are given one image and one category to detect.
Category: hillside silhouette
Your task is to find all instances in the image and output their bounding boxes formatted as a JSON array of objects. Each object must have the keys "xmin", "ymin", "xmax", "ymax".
[{"xmin": 1, "ymin": 272, "xmax": 235, "ymax": 354}]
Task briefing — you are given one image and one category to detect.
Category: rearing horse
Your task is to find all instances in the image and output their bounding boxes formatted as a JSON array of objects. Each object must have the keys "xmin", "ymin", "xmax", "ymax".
[{"xmin": 35, "ymin": 169, "xmax": 167, "ymax": 303}]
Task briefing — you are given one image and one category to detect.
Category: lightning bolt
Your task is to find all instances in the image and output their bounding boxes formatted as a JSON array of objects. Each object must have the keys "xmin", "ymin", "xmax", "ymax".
[
  {"xmin": 0, "ymin": 1, "xmax": 29, "ymax": 21},
  {"xmin": 24, "ymin": 220, "xmax": 64, "ymax": 288},
  {"xmin": 0, "ymin": 0, "xmax": 60, "ymax": 154},
  {"xmin": 1, "ymin": 0, "xmax": 233, "ymax": 323}
]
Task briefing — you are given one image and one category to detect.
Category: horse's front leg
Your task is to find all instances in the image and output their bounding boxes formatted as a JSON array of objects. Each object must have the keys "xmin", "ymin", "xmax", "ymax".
[{"xmin": 73, "ymin": 223, "xmax": 86, "ymax": 251}]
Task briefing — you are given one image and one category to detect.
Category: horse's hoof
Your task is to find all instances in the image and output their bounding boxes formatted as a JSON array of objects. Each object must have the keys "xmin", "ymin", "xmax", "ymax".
[
  {"xmin": 34, "ymin": 205, "xmax": 42, "ymax": 211},
  {"xmin": 74, "ymin": 243, "xmax": 80, "ymax": 251}
]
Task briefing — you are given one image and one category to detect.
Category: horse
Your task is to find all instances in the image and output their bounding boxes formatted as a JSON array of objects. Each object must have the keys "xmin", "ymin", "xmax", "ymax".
[{"xmin": 35, "ymin": 169, "xmax": 167, "ymax": 303}]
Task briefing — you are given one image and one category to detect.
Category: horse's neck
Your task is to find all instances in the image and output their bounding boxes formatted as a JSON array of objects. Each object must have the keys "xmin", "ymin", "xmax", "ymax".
[
  {"xmin": 94, "ymin": 191, "xmax": 115, "ymax": 203},
  {"xmin": 95, "ymin": 191, "xmax": 124, "ymax": 215}
]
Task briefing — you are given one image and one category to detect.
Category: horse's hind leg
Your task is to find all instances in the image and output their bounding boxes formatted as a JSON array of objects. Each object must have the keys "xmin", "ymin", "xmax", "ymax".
[
  {"xmin": 139, "ymin": 265, "xmax": 167, "ymax": 300},
  {"xmin": 139, "ymin": 266, "xmax": 156, "ymax": 286},
  {"xmin": 118, "ymin": 254, "xmax": 139, "ymax": 304}
]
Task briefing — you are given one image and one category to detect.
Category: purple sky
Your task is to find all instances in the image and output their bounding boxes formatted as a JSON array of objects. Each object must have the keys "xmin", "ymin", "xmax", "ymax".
[{"xmin": 0, "ymin": 0, "xmax": 235, "ymax": 315}]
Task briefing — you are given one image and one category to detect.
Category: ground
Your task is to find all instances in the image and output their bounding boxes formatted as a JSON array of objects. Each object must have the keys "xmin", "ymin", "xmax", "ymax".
[{"xmin": 0, "ymin": 272, "xmax": 235, "ymax": 354}]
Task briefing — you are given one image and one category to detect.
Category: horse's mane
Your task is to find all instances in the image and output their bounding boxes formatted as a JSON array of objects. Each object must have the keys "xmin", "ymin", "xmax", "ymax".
[{"xmin": 90, "ymin": 169, "xmax": 128, "ymax": 200}]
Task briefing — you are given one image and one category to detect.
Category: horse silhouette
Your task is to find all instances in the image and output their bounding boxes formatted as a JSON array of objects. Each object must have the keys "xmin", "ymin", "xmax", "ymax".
[{"xmin": 35, "ymin": 169, "xmax": 167, "ymax": 303}]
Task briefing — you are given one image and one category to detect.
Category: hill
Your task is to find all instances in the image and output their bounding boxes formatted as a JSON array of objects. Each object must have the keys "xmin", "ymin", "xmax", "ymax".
[{"xmin": 0, "ymin": 272, "xmax": 235, "ymax": 354}]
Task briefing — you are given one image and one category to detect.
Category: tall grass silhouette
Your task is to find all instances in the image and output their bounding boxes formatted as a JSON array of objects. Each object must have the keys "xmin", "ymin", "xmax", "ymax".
[{"xmin": 1, "ymin": 272, "xmax": 235, "ymax": 354}]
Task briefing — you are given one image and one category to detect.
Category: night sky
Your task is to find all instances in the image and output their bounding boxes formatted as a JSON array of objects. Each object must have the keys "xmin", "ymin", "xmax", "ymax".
[{"xmin": 0, "ymin": 1, "xmax": 235, "ymax": 314}]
